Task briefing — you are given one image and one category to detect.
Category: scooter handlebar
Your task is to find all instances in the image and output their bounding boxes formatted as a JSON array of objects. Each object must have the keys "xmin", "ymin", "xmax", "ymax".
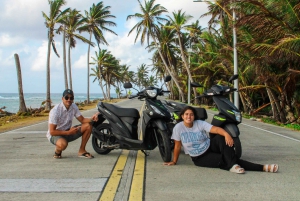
[{"xmin": 129, "ymin": 94, "xmax": 139, "ymax": 99}]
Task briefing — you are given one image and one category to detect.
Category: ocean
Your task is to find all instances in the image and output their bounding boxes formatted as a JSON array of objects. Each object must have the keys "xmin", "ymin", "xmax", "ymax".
[{"xmin": 0, "ymin": 93, "xmax": 113, "ymax": 113}]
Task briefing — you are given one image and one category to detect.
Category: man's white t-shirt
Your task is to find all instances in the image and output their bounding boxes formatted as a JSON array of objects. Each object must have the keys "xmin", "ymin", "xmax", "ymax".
[
  {"xmin": 171, "ymin": 120, "xmax": 213, "ymax": 157},
  {"xmin": 46, "ymin": 102, "xmax": 82, "ymax": 141}
]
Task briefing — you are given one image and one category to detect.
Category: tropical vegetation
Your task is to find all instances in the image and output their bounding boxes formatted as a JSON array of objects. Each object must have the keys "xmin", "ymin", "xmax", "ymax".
[{"xmin": 41, "ymin": 0, "xmax": 300, "ymax": 125}]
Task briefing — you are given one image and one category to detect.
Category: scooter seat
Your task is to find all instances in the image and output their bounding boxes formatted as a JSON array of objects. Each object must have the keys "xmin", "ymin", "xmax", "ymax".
[{"xmin": 102, "ymin": 102, "xmax": 140, "ymax": 118}]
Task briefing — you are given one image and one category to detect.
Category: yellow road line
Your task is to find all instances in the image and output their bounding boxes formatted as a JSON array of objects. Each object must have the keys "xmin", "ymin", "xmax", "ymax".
[{"xmin": 99, "ymin": 150, "xmax": 129, "ymax": 201}]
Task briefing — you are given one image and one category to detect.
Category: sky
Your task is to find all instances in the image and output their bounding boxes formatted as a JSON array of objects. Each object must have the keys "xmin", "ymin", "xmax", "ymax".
[{"xmin": 0, "ymin": 0, "xmax": 210, "ymax": 94}]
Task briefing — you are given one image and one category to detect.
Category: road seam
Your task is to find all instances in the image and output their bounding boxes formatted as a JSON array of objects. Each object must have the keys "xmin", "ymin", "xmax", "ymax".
[
  {"xmin": 129, "ymin": 150, "xmax": 145, "ymax": 201},
  {"xmin": 99, "ymin": 150, "xmax": 129, "ymax": 201}
]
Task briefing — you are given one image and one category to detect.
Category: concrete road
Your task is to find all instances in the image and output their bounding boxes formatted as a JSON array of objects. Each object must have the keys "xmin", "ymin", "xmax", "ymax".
[{"xmin": 0, "ymin": 98, "xmax": 299, "ymax": 201}]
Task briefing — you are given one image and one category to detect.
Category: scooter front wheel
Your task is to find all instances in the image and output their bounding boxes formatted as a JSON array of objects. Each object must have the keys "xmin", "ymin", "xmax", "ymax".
[
  {"xmin": 92, "ymin": 123, "xmax": 112, "ymax": 155},
  {"xmin": 155, "ymin": 129, "xmax": 171, "ymax": 162},
  {"xmin": 233, "ymin": 137, "xmax": 242, "ymax": 159}
]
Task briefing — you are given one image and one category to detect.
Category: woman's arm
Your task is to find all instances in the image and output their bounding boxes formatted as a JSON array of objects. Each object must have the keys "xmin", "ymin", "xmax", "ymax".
[
  {"xmin": 163, "ymin": 140, "xmax": 182, "ymax": 166},
  {"xmin": 210, "ymin": 126, "xmax": 234, "ymax": 147}
]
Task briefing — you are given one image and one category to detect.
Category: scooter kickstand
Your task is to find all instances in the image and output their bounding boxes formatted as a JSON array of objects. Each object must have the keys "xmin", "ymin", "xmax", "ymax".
[{"xmin": 141, "ymin": 150, "xmax": 149, "ymax": 156}]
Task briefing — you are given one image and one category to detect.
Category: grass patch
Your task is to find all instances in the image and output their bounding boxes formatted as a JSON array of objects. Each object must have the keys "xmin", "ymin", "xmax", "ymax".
[{"xmin": 261, "ymin": 117, "xmax": 300, "ymax": 131}]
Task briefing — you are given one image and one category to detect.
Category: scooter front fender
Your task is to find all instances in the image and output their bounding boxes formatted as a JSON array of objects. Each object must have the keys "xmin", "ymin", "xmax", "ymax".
[
  {"xmin": 151, "ymin": 119, "xmax": 169, "ymax": 131},
  {"xmin": 223, "ymin": 123, "xmax": 240, "ymax": 137}
]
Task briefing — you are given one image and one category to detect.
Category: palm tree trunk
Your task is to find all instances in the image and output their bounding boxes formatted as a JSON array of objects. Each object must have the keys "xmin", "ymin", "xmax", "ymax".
[
  {"xmin": 97, "ymin": 67, "xmax": 106, "ymax": 100},
  {"xmin": 14, "ymin": 53, "xmax": 27, "ymax": 113},
  {"xmin": 167, "ymin": 57, "xmax": 185, "ymax": 101},
  {"xmin": 86, "ymin": 32, "xmax": 92, "ymax": 104},
  {"xmin": 281, "ymin": 91, "xmax": 296, "ymax": 123},
  {"xmin": 265, "ymin": 82, "xmax": 281, "ymax": 121},
  {"xmin": 45, "ymin": 29, "xmax": 52, "ymax": 111},
  {"xmin": 63, "ymin": 28, "xmax": 68, "ymax": 89},
  {"xmin": 68, "ymin": 42, "xmax": 73, "ymax": 90},
  {"xmin": 151, "ymin": 35, "xmax": 186, "ymax": 102},
  {"xmin": 177, "ymin": 35, "xmax": 197, "ymax": 103}
]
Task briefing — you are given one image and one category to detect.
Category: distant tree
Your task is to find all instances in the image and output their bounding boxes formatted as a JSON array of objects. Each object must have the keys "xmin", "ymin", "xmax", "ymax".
[
  {"xmin": 78, "ymin": 2, "xmax": 117, "ymax": 103},
  {"xmin": 14, "ymin": 53, "xmax": 27, "ymax": 113},
  {"xmin": 62, "ymin": 8, "xmax": 95, "ymax": 90},
  {"xmin": 127, "ymin": 0, "xmax": 186, "ymax": 102},
  {"xmin": 42, "ymin": 0, "xmax": 69, "ymax": 111}
]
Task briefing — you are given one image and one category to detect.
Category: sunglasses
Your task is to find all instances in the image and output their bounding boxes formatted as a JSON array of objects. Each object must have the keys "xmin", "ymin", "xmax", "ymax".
[{"xmin": 64, "ymin": 96, "xmax": 74, "ymax": 101}]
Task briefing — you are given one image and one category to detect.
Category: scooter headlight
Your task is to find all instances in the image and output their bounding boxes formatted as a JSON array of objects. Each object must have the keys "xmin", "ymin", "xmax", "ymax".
[
  {"xmin": 146, "ymin": 89, "xmax": 157, "ymax": 98},
  {"xmin": 233, "ymin": 110, "xmax": 242, "ymax": 122}
]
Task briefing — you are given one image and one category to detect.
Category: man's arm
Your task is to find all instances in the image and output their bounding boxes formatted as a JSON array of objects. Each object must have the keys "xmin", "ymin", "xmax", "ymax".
[
  {"xmin": 76, "ymin": 112, "xmax": 101, "ymax": 124},
  {"xmin": 49, "ymin": 123, "xmax": 79, "ymax": 136}
]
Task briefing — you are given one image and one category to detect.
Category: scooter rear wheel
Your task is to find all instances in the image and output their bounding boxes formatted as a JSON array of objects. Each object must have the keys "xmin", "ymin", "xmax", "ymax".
[
  {"xmin": 155, "ymin": 129, "xmax": 171, "ymax": 162},
  {"xmin": 92, "ymin": 123, "xmax": 112, "ymax": 155}
]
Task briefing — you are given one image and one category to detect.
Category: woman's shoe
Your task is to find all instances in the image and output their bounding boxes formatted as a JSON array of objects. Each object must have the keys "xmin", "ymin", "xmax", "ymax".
[
  {"xmin": 230, "ymin": 164, "xmax": 245, "ymax": 174},
  {"xmin": 263, "ymin": 164, "xmax": 279, "ymax": 173}
]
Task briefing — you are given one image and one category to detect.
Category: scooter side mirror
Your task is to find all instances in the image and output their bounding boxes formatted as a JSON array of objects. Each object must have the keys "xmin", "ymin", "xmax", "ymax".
[
  {"xmin": 164, "ymin": 75, "xmax": 171, "ymax": 82},
  {"xmin": 190, "ymin": 82, "xmax": 203, "ymax": 88},
  {"xmin": 123, "ymin": 83, "xmax": 132, "ymax": 89},
  {"xmin": 229, "ymin": 74, "xmax": 238, "ymax": 82}
]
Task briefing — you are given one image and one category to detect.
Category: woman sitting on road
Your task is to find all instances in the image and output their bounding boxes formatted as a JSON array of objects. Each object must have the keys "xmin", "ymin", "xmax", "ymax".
[{"xmin": 163, "ymin": 106, "xmax": 279, "ymax": 174}]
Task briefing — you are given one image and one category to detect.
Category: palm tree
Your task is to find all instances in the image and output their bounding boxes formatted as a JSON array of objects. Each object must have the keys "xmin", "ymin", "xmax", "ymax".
[
  {"xmin": 63, "ymin": 8, "xmax": 95, "ymax": 90},
  {"xmin": 136, "ymin": 64, "xmax": 149, "ymax": 89},
  {"xmin": 148, "ymin": 24, "xmax": 186, "ymax": 101},
  {"xmin": 164, "ymin": 9, "xmax": 198, "ymax": 102},
  {"xmin": 56, "ymin": 24, "xmax": 68, "ymax": 89},
  {"xmin": 42, "ymin": 0, "xmax": 69, "ymax": 111},
  {"xmin": 102, "ymin": 54, "xmax": 120, "ymax": 100},
  {"xmin": 90, "ymin": 49, "xmax": 120, "ymax": 100},
  {"xmin": 127, "ymin": 0, "xmax": 187, "ymax": 102},
  {"xmin": 78, "ymin": 2, "xmax": 117, "ymax": 103},
  {"xmin": 147, "ymin": 75, "xmax": 158, "ymax": 86}
]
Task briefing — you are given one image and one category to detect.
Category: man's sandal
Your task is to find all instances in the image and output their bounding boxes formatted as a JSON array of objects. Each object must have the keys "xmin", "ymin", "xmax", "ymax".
[
  {"xmin": 53, "ymin": 152, "xmax": 62, "ymax": 159},
  {"xmin": 263, "ymin": 164, "xmax": 279, "ymax": 173},
  {"xmin": 230, "ymin": 164, "xmax": 245, "ymax": 174}
]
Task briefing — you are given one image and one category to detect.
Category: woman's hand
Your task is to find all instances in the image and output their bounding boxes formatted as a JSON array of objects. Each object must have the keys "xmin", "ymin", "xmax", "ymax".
[
  {"xmin": 224, "ymin": 133, "xmax": 234, "ymax": 147},
  {"xmin": 163, "ymin": 161, "xmax": 176, "ymax": 166}
]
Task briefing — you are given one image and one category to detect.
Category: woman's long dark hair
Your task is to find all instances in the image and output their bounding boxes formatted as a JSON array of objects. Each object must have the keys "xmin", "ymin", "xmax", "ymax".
[{"xmin": 178, "ymin": 106, "xmax": 199, "ymax": 122}]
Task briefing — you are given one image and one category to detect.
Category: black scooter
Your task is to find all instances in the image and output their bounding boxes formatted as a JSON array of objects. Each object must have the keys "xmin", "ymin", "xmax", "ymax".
[
  {"xmin": 164, "ymin": 75, "xmax": 242, "ymax": 158},
  {"xmin": 91, "ymin": 76, "xmax": 172, "ymax": 162},
  {"xmin": 196, "ymin": 74, "xmax": 242, "ymax": 158},
  {"xmin": 163, "ymin": 83, "xmax": 207, "ymax": 149}
]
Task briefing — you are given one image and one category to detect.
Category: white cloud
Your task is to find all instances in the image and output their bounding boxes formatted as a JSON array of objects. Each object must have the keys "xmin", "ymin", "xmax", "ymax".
[
  {"xmin": 73, "ymin": 53, "xmax": 87, "ymax": 69},
  {"xmin": 31, "ymin": 41, "xmax": 48, "ymax": 71},
  {"xmin": 0, "ymin": 34, "xmax": 24, "ymax": 47},
  {"xmin": 31, "ymin": 41, "xmax": 62, "ymax": 72}
]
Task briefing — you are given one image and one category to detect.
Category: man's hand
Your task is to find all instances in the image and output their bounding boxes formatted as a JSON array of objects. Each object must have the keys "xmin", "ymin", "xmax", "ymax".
[
  {"xmin": 68, "ymin": 126, "xmax": 81, "ymax": 135},
  {"xmin": 91, "ymin": 112, "xmax": 100, "ymax": 122}
]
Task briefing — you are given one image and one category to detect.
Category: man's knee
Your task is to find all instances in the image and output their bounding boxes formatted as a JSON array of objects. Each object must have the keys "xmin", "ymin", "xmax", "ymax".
[
  {"xmin": 56, "ymin": 138, "xmax": 68, "ymax": 150},
  {"xmin": 81, "ymin": 122, "xmax": 92, "ymax": 133}
]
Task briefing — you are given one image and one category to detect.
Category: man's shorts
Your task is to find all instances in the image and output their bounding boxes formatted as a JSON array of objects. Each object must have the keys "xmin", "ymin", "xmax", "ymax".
[{"xmin": 50, "ymin": 125, "xmax": 82, "ymax": 145}]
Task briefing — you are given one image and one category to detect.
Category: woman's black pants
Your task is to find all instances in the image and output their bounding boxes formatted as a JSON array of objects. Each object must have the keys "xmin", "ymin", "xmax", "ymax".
[{"xmin": 192, "ymin": 135, "xmax": 263, "ymax": 171}]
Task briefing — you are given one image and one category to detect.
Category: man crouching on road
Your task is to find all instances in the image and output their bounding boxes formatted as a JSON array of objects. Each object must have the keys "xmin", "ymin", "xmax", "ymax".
[{"xmin": 46, "ymin": 89, "xmax": 100, "ymax": 159}]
